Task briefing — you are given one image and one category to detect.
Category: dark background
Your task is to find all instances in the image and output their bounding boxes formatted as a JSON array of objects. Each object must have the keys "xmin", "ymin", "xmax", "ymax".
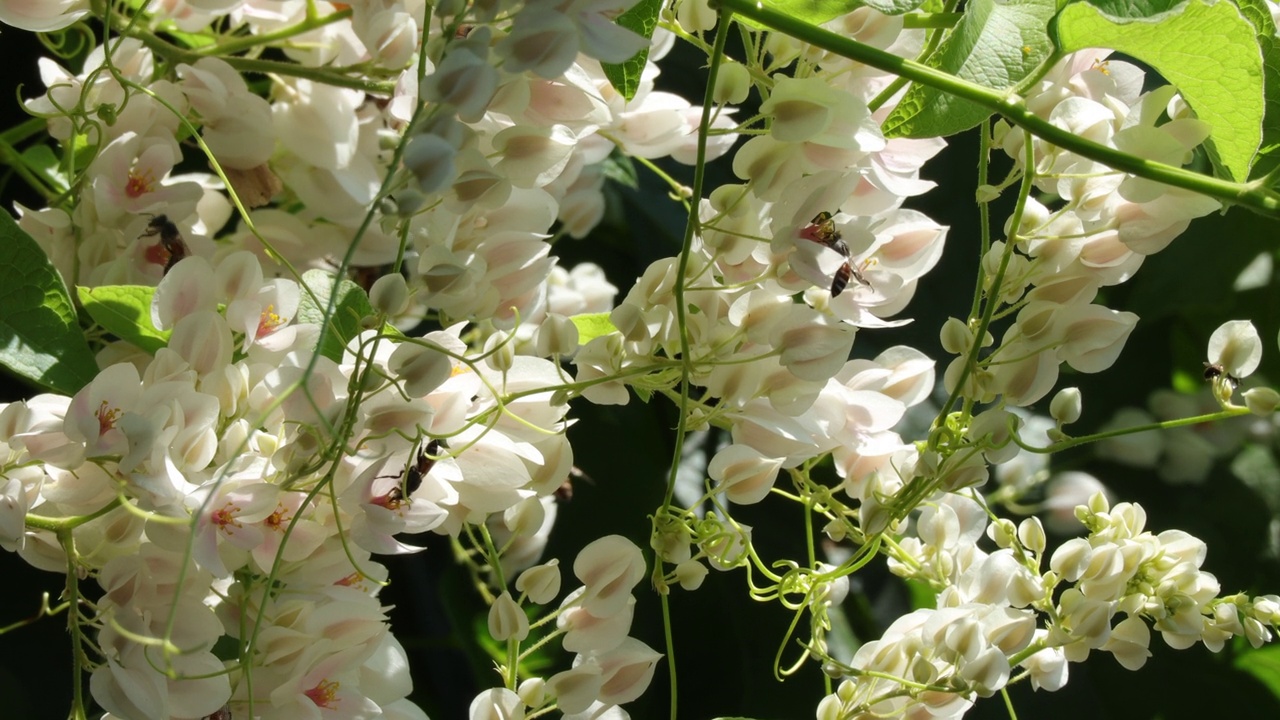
[{"xmin": 3, "ymin": 17, "xmax": 1280, "ymax": 720}]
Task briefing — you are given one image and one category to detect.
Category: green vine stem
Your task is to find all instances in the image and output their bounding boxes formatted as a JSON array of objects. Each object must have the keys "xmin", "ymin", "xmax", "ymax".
[
  {"xmin": 1009, "ymin": 404, "xmax": 1252, "ymax": 454},
  {"xmin": 710, "ymin": 0, "xmax": 1280, "ymax": 216}
]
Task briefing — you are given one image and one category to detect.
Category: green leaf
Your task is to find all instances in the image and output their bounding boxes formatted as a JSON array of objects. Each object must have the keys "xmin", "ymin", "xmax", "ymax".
[
  {"xmin": 904, "ymin": 578, "xmax": 938, "ymax": 609},
  {"xmin": 601, "ymin": 0, "xmax": 663, "ymax": 101},
  {"xmin": 882, "ymin": 0, "xmax": 1057, "ymax": 138},
  {"xmin": 602, "ymin": 150, "xmax": 639, "ymax": 189},
  {"xmin": 76, "ymin": 285, "xmax": 171, "ymax": 354},
  {"xmin": 295, "ymin": 269, "xmax": 374, "ymax": 363},
  {"xmin": 1051, "ymin": 0, "xmax": 1264, "ymax": 182},
  {"xmin": 1236, "ymin": 643, "xmax": 1280, "ymax": 698},
  {"xmin": 0, "ymin": 211, "xmax": 97, "ymax": 394},
  {"xmin": 18, "ymin": 145, "xmax": 70, "ymax": 194},
  {"xmin": 860, "ymin": 0, "xmax": 927, "ymax": 15},
  {"xmin": 569, "ymin": 312, "xmax": 618, "ymax": 344},
  {"xmin": 1233, "ymin": 0, "xmax": 1280, "ymax": 179}
]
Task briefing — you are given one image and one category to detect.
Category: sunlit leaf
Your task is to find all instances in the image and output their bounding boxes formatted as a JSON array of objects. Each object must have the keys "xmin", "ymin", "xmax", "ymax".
[
  {"xmin": 0, "ymin": 211, "xmax": 97, "ymax": 394},
  {"xmin": 602, "ymin": 0, "xmax": 663, "ymax": 101},
  {"xmin": 296, "ymin": 269, "xmax": 374, "ymax": 362},
  {"xmin": 1051, "ymin": 0, "xmax": 1264, "ymax": 181},
  {"xmin": 77, "ymin": 285, "xmax": 170, "ymax": 354},
  {"xmin": 569, "ymin": 312, "xmax": 618, "ymax": 344},
  {"xmin": 883, "ymin": 0, "xmax": 1056, "ymax": 138}
]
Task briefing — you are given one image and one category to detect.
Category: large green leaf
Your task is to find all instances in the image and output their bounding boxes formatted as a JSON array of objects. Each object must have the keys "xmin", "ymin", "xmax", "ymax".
[
  {"xmin": 0, "ymin": 211, "xmax": 98, "ymax": 394},
  {"xmin": 1051, "ymin": 0, "xmax": 1264, "ymax": 182},
  {"xmin": 882, "ymin": 0, "xmax": 1057, "ymax": 138},
  {"xmin": 569, "ymin": 312, "xmax": 618, "ymax": 344},
  {"xmin": 1233, "ymin": 0, "xmax": 1280, "ymax": 179},
  {"xmin": 1237, "ymin": 642, "xmax": 1280, "ymax": 699},
  {"xmin": 295, "ymin": 269, "xmax": 374, "ymax": 363},
  {"xmin": 76, "ymin": 285, "xmax": 171, "ymax": 354},
  {"xmin": 601, "ymin": 0, "xmax": 663, "ymax": 102}
]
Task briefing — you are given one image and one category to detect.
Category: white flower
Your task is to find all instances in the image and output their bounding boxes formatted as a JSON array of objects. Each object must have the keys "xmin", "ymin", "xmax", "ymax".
[
  {"xmin": 0, "ymin": 0, "xmax": 87, "ymax": 31},
  {"xmin": 1208, "ymin": 319, "xmax": 1262, "ymax": 379}
]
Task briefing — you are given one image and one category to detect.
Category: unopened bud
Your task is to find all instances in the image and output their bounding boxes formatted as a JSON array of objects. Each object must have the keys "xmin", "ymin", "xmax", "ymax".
[
  {"xmin": 1244, "ymin": 387, "xmax": 1280, "ymax": 416},
  {"xmin": 535, "ymin": 313, "xmax": 579, "ymax": 357},
  {"xmin": 369, "ymin": 273, "xmax": 409, "ymax": 316},
  {"xmin": 676, "ymin": 0, "xmax": 716, "ymax": 31},
  {"xmin": 516, "ymin": 560, "xmax": 562, "ymax": 605},
  {"xmin": 713, "ymin": 62, "xmax": 751, "ymax": 105},
  {"xmin": 517, "ymin": 678, "xmax": 546, "ymax": 709},
  {"xmin": 1050, "ymin": 387, "xmax": 1082, "ymax": 425},
  {"xmin": 484, "ymin": 330, "xmax": 515, "ymax": 372},
  {"xmin": 1018, "ymin": 517, "xmax": 1047, "ymax": 555},
  {"xmin": 940, "ymin": 317, "xmax": 971, "ymax": 354},
  {"xmin": 988, "ymin": 518, "xmax": 1016, "ymax": 548},
  {"xmin": 389, "ymin": 341, "xmax": 453, "ymax": 396},
  {"xmin": 487, "ymin": 591, "xmax": 528, "ymax": 641},
  {"xmin": 674, "ymin": 559, "xmax": 708, "ymax": 591}
]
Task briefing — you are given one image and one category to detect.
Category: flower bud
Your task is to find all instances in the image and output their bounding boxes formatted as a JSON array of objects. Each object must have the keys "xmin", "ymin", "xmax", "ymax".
[
  {"xmin": 517, "ymin": 678, "xmax": 545, "ymax": 709},
  {"xmin": 1050, "ymin": 387, "xmax": 1082, "ymax": 425},
  {"xmin": 674, "ymin": 559, "xmax": 708, "ymax": 591},
  {"xmin": 420, "ymin": 28, "xmax": 498, "ymax": 123},
  {"xmin": 403, "ymin": 133, "xmax": 458, "ymax": 196},
  {"xmin": 1244, "ymin": 387, "xmax": 1280, "ymax": 415},
  {"xmin": 488, "ymin": 591, "xmax": 529, "ymax": 641},
  {"xmin": 485, "ymin": 331, "xmax": 515, "ymax": 372},
  {"xmin": 516, "ymin": 560, "xmax": 562, "ymax": 605},
  {"xmin": 707, "ymin": 444, "xmax": 784, "ymax": 505},
  {"xmin": 988, "ymin": 518, "xmax": 1016, "ymax": 548},
  {"xmin": 389, "ymin": 342, "xmax": 453, "ymax": 397},
  {"xmin": 1018, "ymin": 517, "xmax": 1047, "ymax": 555},
  {"xmin": 713, "ymin": 62, "xmax": 751, "ymax": 105},
  {"xmin": 940, "ymin": 317, "xmax": 972, "ymax": 354},
  {"xmin": 534, "ymin": 313, "xmax": 579, "ymax": 357},
  {"xmin": 369, "ymin": 273, "xmax": 410, "ymax": 316},
  {"xmin": 676, "ymin": 0, "xmax": 717, "ymax": 31},
  {"xmin": 823, "ymin": 518, "xmax": 847, "ymax": 542}
]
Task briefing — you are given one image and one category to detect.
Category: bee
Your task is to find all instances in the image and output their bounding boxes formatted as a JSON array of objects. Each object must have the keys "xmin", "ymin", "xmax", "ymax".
[
  {"xmin": 554, "ymin": 466, "xmax": 595, "ymax": 503},
  {"xmin": 141, "ymin": 214, "xmax": 189, "ymax": 274},
  {"xmin": 1203, "ymin": 362, "xmax": 1240, "ymax": 389},
  {"xmin": 798, "ymin": 211, "xmax": 868, "ymax": 297},
  {"xmin": 379, "ymin": 439, "xmax": 443, "ymax": 510}
]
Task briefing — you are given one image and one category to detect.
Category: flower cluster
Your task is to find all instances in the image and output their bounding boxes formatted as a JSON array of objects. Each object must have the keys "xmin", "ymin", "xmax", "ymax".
[
  {"xmin": 1, "ymin": 1, "xmax": 1278, "ymax": 719},
  {"xmin": 817, "ymin": 490, "xmax": 1280, "ymax": 720}
]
